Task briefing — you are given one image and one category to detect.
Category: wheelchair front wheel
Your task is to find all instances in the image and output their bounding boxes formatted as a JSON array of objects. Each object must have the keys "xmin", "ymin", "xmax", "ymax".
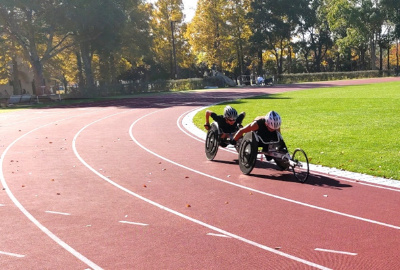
[{"xmin": 291, "ymin": 148, "xmax": 309, "ymax": 183}]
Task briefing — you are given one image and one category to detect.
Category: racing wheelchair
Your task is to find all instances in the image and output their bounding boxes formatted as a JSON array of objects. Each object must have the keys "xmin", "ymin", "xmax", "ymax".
[
  {"xmin": 238, "ymin": 131, "xmax": 309, "ymax": 183},
  {"xmin": 205, "ymin": 122, "xmax": 241, "ymax": 160}
]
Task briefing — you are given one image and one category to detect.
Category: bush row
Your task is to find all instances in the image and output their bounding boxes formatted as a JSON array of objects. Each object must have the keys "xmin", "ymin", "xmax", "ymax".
[{"xmin": 66, "ymin": 70, "xmax": 396, "ymax": 98}]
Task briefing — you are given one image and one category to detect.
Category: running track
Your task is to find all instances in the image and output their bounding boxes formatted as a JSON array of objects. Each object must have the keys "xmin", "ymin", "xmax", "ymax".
[{"xmin": 1, "ymin": 78, "xmax": 399, "ymax": 269}]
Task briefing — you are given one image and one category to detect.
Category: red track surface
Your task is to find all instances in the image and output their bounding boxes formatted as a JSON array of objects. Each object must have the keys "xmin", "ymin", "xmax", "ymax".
[{"xmin": 1, "ymin": 78, "xmax": 400, "ymax": 269}]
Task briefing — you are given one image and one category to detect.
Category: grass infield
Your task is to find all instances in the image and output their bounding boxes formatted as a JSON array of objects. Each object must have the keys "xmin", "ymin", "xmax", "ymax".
[{"xmin": 193, "ymin": 81, "xmax": 400, "ymax": 181}]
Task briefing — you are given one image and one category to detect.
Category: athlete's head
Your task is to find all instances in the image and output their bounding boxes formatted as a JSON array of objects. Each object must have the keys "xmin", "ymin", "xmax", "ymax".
[
  {"xmin": 224, "ymin": 106, "xmax": 238, "ymax": 124},
  {"xmin": 265, "ymin": 111, "xmax": 281, "ymax": 130}
]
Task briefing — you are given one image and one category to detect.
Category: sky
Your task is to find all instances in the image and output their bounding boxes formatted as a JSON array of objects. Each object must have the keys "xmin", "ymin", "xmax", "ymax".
[{"xmin": 147, "ymin": 0, "xmax": 198, "ymax": 22}]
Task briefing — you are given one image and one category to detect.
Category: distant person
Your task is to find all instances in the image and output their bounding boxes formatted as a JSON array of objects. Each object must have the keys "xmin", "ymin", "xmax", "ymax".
[{"xmin": 257, "ymin": 76, "xmax": 264, "ymax": 85}]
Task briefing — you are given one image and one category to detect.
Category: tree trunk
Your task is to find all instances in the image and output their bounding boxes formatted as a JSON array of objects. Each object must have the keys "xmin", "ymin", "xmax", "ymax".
[
  {"xmin": 257, "ymin": 49, "xmax": 263, "ymax": 75},
  {"xmin": 80, "ymin": 42, "xmax": 94, "ymax": 89},
  {"xmin": 31, "ymin": 58, "xmax": 45, "ymax": 95},
  {"xmin": 370, "ymin": 37, "xmax": 376, "ymax": 70},
  {"xmin": 11, "ymin": 56, "xmax": 22, "ymax": 95}
]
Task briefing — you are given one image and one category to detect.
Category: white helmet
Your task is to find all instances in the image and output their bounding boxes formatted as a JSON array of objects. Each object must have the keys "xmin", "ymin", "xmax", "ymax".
[
  {"xmin": 223, "ymin": 106, "xmax": 238, "ymax": 120},
  {"xmin": 265, "ymin": 111, "xmax": 281, "ymax": 130}
]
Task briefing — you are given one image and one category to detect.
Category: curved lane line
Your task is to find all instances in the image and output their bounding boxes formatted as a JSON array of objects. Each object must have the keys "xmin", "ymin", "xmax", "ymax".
[
  {"xmin": 179, "ymin": 105, "xmax": 400, "ymax": 190},
  {"xmin": 0, "ymin": 112, "xmax": 107, "ymax": 270},
  {"xmin": 134, "ymin": 108, "xmax": 400, "ymax": 231},
  {"xmin": 72, "ymin": 109, "xmax": 331, "ymax": 270}
]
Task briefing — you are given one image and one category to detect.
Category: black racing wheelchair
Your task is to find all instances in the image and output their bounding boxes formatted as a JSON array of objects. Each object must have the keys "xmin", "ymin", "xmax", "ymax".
[
  {"xmin": 205, "ymin": 122, "xmax": 241, "ymax": 160},
  {"xmin": 238, "ymin": 131, "xmax": 309, "ymax": 183}
]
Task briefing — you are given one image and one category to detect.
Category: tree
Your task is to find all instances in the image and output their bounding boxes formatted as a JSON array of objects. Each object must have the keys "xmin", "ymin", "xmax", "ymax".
[
  {"xmin": 249, "ymin": 0, "xmax": 309, "ymax": 74},
  {"xmin": 150, "ymin": 0, "xmax": 185, "ymax": 79},
  {"xmin": 186, "ymin": 0, "xmax": 227, "ymax": 72},
  {"xmin": 295, "ymin": 0, "xmax": 333, "ymax": 72},
  {"xmin": 0, "ymin": 0, "xmax": 73, "ymax": 94},
  {"xmin": 62, "ymin": 0, "xmax": 128, "ymax": 92},
  {"xmin": 222, "ymin": 0, "xmax": 252, "ymax": 76},
  {"xmin": 326, "ymin": 0, "xmax": 385, "ymax": 70}
]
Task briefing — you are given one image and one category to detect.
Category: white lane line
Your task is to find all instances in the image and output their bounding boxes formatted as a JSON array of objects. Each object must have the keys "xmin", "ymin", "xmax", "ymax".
[
  {"xmin": 119, "ymin": 221, "xmax": 148, "ymax": 226},
  {"xmin": 176, "ymin": 109, "xmax": 400, "ymax": 230},
  {"xmin": 0, "ymin": 251, "xmax": 25, "ymax": 258},
  {"xmin": 0, "ymin": 109, "xmax": 110, "ymax": 270},
  {"xmin": 45, "ymin": 211, "xmax": 71, "ymax": 216},
  {"xmin": 73, "ymin": 109, "xmax": 331, "ymax": 270},
  {"xmin": 207, "ymin": 233, "xmax": 231, "ymax": 238},
  {"xmin": 315, "ymin": 248, "xmax": 358, "ymax": 256},
  {"xmin": 180, "ymin": 105, "xmax": 400, "ymax": 191}
]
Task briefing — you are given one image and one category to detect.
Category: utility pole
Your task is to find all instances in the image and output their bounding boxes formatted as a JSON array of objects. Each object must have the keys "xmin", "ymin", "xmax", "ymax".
[{"xmin": 171, "ymin": 21, "xmax": 178, "ymax": 79}]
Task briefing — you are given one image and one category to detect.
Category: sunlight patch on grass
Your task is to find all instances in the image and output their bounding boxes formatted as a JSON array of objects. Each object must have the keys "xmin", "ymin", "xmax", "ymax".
[{"xmin": 193, "ymin": 81, "xmax": 400, "ymax": 180}]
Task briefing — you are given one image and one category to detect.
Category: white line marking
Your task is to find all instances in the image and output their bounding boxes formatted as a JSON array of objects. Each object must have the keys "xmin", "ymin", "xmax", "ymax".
[
  {"xmin": 72, "ymin": 109, "xmax": 331, "ymax": 270},
  {"xmin": 207, "ymin": 233, "xmax": 230, "ymax": 238},
  {"xmin": 119, "ymin": 221, "xmax": 148, "ymax": 226},
  {"xmin": 45, "ymin": 211, "xmax": 71, "ymax": 216},
  {"xmin": 315, "ymin": 248, "xmax": 357, "ymax": 256},
  {"xmin": 180, "ymin": 106, "xmax": 400, "ymax": 191},
  {"xmin": 176, "ymin": 110, "xmax": 400, "ymax": 230},
  {"xmin": 0, "ymin": 110, "xmax": 109, "ymax": 270},
  {"xmin": 0, "ymin": 251, "xmax": 25, "ymax": 258}
]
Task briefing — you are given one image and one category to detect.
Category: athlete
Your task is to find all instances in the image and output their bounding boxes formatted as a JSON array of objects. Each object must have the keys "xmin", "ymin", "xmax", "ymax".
[
  {"xmin": 231, "ymin": 110, "xmax": 284, "ymax": 148},
  {"xmin": 204, "ymin": 105, "xmax": 246, "ymax": 141}
]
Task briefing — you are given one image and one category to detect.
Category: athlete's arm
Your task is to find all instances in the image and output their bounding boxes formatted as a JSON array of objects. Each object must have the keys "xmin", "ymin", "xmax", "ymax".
[
  {"xmin": 204, "ymin": 110, "xmax": 213, "ymax": 130},
  {"xmin": 233, "ymin": 120, "xmax": 259, "ymax": 142}
]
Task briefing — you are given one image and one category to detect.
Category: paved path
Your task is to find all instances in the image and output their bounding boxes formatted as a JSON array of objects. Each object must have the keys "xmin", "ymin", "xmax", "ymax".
[{"xmin": 0, "ymin": 77, "xmax": 399, "ymax": 269}]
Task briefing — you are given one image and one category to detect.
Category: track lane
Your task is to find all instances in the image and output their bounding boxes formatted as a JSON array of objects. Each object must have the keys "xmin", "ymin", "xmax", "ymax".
[{"xmin": 1, "ymin": 77, "xmax": 399, "ymax": 269}]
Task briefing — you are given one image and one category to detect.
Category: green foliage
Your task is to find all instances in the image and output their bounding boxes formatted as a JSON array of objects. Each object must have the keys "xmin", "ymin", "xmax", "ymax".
[
  {"xmin": 275, "ymin": 70, "xmax": 394, "ymax": 84},
  {"xmin": 193, "ymin": 81, "xmax": 400, "ymax": 180}
]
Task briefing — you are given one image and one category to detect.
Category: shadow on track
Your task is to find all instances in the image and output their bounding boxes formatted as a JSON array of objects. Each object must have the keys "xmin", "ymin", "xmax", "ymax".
[{"xmin": 211, "ymin": 158, "xmax": 354, "ymax": 189}]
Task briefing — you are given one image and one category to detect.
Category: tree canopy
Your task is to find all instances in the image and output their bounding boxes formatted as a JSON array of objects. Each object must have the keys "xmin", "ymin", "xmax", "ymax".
[{"xmin": 1, "ymin": 0, "xmax": 399, "ymax": 95}]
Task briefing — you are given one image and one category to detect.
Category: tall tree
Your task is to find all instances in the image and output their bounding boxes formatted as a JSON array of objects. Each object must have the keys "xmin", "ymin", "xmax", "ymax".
[
  {"xmin": 0, "ymin": 0, "xmax": 73, "ymax": 94},
  {"xmin": 186, "ymin": 0, "xmax": 228, "ymax": 72},
  {"xmin": 222, "ymin": 0, "xmax": 252, "ymax": 76},
  {"xmin": 62, "ymin": 0, "xmax": 127, "ymax": 92},
  {"xmin": 150, "ymin": 0, "xmax": 185, "ymax": 79},
  {"xmin": 248, "ymin": 0, "xmax": 309, "ymax": 74},
  {"xmin": 326, "ymin": 0, "xmax": 384, "ymax": 70},
  {"xmin": 295, "ymin": 0, "xmax": 333, "ymax": 72}
]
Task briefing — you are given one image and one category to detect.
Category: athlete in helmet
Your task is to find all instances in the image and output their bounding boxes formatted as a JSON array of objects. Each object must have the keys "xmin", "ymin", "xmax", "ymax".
[
  {"xmin": 231, "ymin": 110, "xmax": 282, "ymax": 145},
  {"xmin": 204, "ymin": 105, "xmax": 246, "ymax": 141}
]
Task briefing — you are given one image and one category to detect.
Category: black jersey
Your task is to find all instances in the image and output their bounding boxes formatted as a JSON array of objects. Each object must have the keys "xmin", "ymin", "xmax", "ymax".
[
  {"xmin": 255, "ymin": 118, "xmax": 279, "ymax": 143},
  {"xmin": 211, "ymin": 112, "xmax": 245, "ymax": 134}
]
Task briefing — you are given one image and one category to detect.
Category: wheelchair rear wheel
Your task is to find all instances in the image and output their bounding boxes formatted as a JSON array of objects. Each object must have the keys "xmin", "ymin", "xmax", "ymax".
[
  {"xmin": 205, "ymin": 124, "xmax": 220, "ymax": 160},
  {"xmin": 239, "ymin": 132, "xmax": 258, "ymax": 174}
]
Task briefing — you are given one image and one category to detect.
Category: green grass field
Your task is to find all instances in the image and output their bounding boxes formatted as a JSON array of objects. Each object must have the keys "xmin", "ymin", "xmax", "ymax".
[{"xmin": 193, "ymin": 81, "xmax": 400, "ymax": 180}]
